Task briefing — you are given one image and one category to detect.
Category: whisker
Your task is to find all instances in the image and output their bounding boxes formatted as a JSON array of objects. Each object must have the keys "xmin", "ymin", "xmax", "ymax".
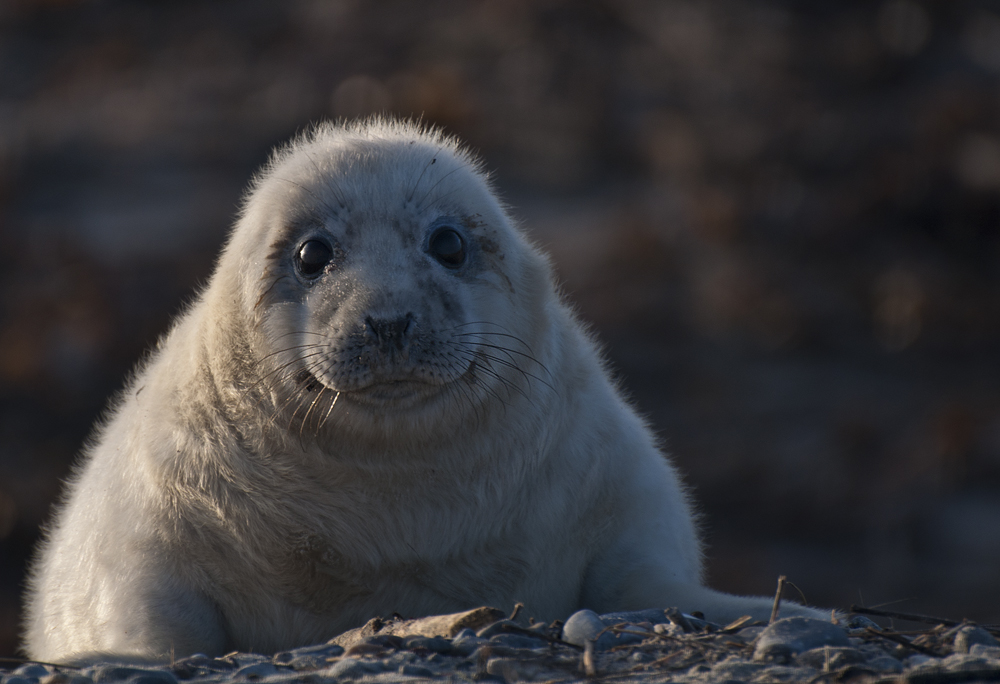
[
  {"xmin": 317, "ymin": 391, "xmax": 341, "ymax": 432},
  {"xmin": 406, "ymin": 146, "xmax": 445, "ymax": 203},
  {"xmin": 299, "ymin": 385, "xmax": 329, "ymax": 442},
  {"xmin": 444, "ymin": 350, "xmax": 513, "ymax": 411},
  {"xmin": 450, "ymin": 349, "xmax": 530, "ymax": 402},
  {"xmin": 450, "ymin": 327, "xmax": 535, "ymax": 353},
  {"xmin": 415, "ymin": 165, "xmax": 466, "ymax": 210},
  {"xmin": 244, "ymin": 350, "xmax": 328, "ymax": 397},
  {"xmin": 449, "ymin": 336, "xmax": 551, "ymax": 376}
]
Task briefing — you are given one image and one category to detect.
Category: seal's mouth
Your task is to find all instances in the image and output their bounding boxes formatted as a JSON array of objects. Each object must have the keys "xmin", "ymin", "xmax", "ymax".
[
  {"xmin": 295, "ymin": 369, "xmax": 444, "ymax": 409},
  {"xmin": 349, "ymin": 379, "xmax": 438, "ymax": 404}
]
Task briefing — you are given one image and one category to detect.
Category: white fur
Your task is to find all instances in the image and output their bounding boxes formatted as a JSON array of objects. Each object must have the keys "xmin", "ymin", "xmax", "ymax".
[{"xmin": 25, "ymin": 119, "xmax": 825, "ymax": 664}]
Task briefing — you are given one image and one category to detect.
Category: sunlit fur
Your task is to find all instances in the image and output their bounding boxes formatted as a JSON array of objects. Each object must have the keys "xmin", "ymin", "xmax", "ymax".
[{"xmin": 25, "ymin": 119, "xmax": 827, "ymax": 664}]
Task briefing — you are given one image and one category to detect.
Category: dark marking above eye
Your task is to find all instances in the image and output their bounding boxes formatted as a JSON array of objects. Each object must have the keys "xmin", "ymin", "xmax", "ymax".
[
  {"xmin": 428, "ymin": 227, "xmax": 466, "ymax": 268},
  {"xmin": 296, "ymin": 239, "xmax": 333, "ymax": 277}
]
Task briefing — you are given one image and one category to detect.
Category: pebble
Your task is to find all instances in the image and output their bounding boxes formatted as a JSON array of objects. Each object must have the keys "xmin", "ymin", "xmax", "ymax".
[
  {"xmin": 5, "ymin": 678, "xmax": 35, "ymax": 684},
  {"xmin": 487, "ymin": 633, "xmax": 547, "ymax": 650},
  {"xmin": 868, "ymin": 655, "xmax": 905, "ymax": 672},
  {"xmin": 753, "ymin": 617, "xmax": 850, "ymax": 662},
  {"xmin": 734, "ymin": 625, "xmax": 766, "ymax": 642},
  {"xmin": 4, "ymin": 606, "xmax": 1000, "ymax": 683},
  {"xmin": 323, "ymin": 657, "xmax": 383, "ymax": 679},
  {"xmin": 84, "ymin": 667, "xmax": 177, "ymax": 684},
  {"xmin": 231, "ymin": 663, "xmax": 277, "ymax": 679},
  {"xmin": 280, "ymin": 655, "xmax": 324, "ymax": 671},
  {"xmin": 653, "ymin": 622, "xmax": 685, "ymax": 637},
  {"xmin": 954, "ymin": 625, "xmax": 1000, "ymax": 653},
  {"xmin": 397, "ymin": 663, "xmax": 433, "ymax": 677},
  {"xmin": 560, "ymin": 609, "xmax": 605, "ymax": 647},
  {"xmin": 13, "ymin": 666, "xmax": 50, "ymax": 680},
  {"xmin": 449, "ymin": 629, "xmax": 485, "ymax": 657},
  {"xmin": 794, "ymin": 646, "xmax": 866, "ymax": 669},
  {"xmin": 401, "ymin": 635, "xmax": 452, "ymax": 653},
  {"xmin": 972, "ymin": 644, "xmax": 1000, "ymax": 659}
]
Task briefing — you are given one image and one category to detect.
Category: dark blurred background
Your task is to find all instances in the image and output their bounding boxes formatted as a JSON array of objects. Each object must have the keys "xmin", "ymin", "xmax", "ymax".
[{"xmin": 3, "ymin": 0, "xmax": 1000, "ymax": 656}]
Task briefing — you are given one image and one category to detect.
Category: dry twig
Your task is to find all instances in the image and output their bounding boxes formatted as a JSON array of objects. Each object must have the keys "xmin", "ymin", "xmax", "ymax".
[
  {"xmin": 770, "ymin": 575, "xmax": 787, "ymax": 624},
  {"xmin": 850, "ymin": 606, "xmax": 1000, "ymax": 637},
  {"xmin": 583, "ymin": 639, "xmax": 596, "ymax": 677},
  {"xmin": 864, "ymin": 627, "xmax": 938, "ymax": 656}
]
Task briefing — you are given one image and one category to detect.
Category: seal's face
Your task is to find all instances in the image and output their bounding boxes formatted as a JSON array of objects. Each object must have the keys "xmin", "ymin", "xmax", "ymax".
[{"xmin": 225, "ymin": 124, "xmax": 548, "ymax": 437}]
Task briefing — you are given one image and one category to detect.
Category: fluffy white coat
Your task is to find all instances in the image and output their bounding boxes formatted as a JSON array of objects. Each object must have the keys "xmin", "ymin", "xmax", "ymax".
[{"xmin": 26, "ymin": 120, "xmax": 823, "ymax": 663}]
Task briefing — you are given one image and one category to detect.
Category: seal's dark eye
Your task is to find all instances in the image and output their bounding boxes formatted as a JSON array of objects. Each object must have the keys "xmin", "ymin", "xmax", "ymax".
[
  {"xmin": 429, "ymin": 228, "xmax": 466, "ymax": 268},
  {"xmin": 296, "ymin": 240, "xmax": 333, "ymax": 276}
]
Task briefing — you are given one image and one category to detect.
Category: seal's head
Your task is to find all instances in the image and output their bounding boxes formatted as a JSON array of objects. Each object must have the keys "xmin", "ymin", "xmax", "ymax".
[{"xmin": 210, "ymin": 120, "xmax": 552, "ymax": 441}]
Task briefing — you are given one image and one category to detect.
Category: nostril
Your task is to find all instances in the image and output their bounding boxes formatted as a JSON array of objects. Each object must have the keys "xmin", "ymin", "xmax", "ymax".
[{"xmin": 364, "ymin": 314, "xmax": 416, "ymax": 348}]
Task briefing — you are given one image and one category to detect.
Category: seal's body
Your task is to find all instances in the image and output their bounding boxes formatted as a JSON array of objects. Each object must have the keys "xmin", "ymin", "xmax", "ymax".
[{"xmin": 26, "ymin": 120, "xmax": 823, "ymax": 663}]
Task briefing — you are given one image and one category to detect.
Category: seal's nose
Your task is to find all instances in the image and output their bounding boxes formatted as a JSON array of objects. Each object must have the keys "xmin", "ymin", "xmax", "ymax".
[{"xmin": 364, "ymin": 314, "xmax": 416, "ymax": 351}]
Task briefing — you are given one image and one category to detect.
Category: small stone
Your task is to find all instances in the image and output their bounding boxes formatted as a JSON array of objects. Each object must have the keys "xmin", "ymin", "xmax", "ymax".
[
  {"xmin": 398, "ymin": 664, "xmax": 434, "ymax": 677},
  {"xmin": 5, "ymin": 677, "xmax": 35, "ymax": 684},
  {"xmin": 561, "ymin": 609, "xmax": 604, "ymax": 647},
  {"xmin": 225, "ymin": 655, "xmax": 268, "ymax": 668},
  {"xmin": 452, "ymin": 627, "xmax": 477, "ymax": 640},
  {"xmin": 488, "ymin": 633, "xmax": 546, "ymax": 650},
  {"xmin": 169, "ymin": 654, "xmax": 211, "ymax": 679},
  {"xmin": 343, "ymin": 643, "xmax": 389, "ymax": 657},
  {"xmin": 794, "ymin": 646, "xmax": 866, "ymax": 669},
  {"xmin": 450, "ymin": 630, "xmax": 486, "ymax": 657},
  {"xmin": 361, "ymin": 634, "xmax": 403, "ymax": 649},
  {"xmin": 13, "ymin": 666, "xmax": 50, "ymax": 680},
  {"xmin": 38, "ymin": 675, "xmax": 69, "ymax": 684},
  {"xmin": 653, "ymin": 622, "xmax": 684, "ymax": 637},
  {"xmin": 85, "ymin": 667, "xmax": 177, "ymax": 684},
  {"xmin": 329, "ymin": 607, "xmax": 507, "ymax": 649},
  {"xmin": 485, "ymin": 658, "xmax": 552, "ymax": 682},
  {"xmin": 710, "ymin": 658, "xmax": 768, "ymax": 681},
  {"xmin": 324, "ymin": 657, "xmax": 383, "ymax": 679},
  {"xmin": 904, "ymin": 654, "xmax": 934, "ymax": 668},
  {"xmin": 969, "ymin": 644, "xmax": 1000, "ymax": 660},
  {"xmin": 233, "ymin": 663, "xmax": 278, "ymax": 680},
  {"xmin": 735, "ymin": 626, "xmax": 766, "ymax": 643},
  {"xmin": 286, "ymin": 643, "xmax": 344, "ymax": 659},
  {"xmin": 564, "ymin": 609, "xmax": 651, "ymax": 650},
  {"xmin": 942, "ymin": 653, "xmax": 991, "ymax": 671},
  {"xmin": 953, "ymin": 625, "xmax": 1000, "ymax": 654},
  {"xmin": 284, "ymin": 655, "xmax": 325, "ymax": 671},
  {"xmin": 402, "ymin": 635, "xmax": 453, "ymax": 654},
  {"xmin": 753, "ymin": 617, "xmax": 850, "ymax": 663},
  {"xmin": 866, "ymin": 656, "xmax": 903, "ymax": 673}
]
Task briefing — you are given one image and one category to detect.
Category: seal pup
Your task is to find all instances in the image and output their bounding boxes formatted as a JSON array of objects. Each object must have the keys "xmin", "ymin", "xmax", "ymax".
[{"xmin": 25, "ymin": 119, "xmax": 827, "ymax": 663}]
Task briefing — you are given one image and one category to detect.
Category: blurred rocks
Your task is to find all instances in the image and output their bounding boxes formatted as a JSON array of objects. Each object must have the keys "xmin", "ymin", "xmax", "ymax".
[
  {"xmin": 753, "ymin": 618, "xmax": 851, "ymax": 663},
  {"xmin": 954, "ymin": 626, "xmax": 1000, "ymax": 654}
]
